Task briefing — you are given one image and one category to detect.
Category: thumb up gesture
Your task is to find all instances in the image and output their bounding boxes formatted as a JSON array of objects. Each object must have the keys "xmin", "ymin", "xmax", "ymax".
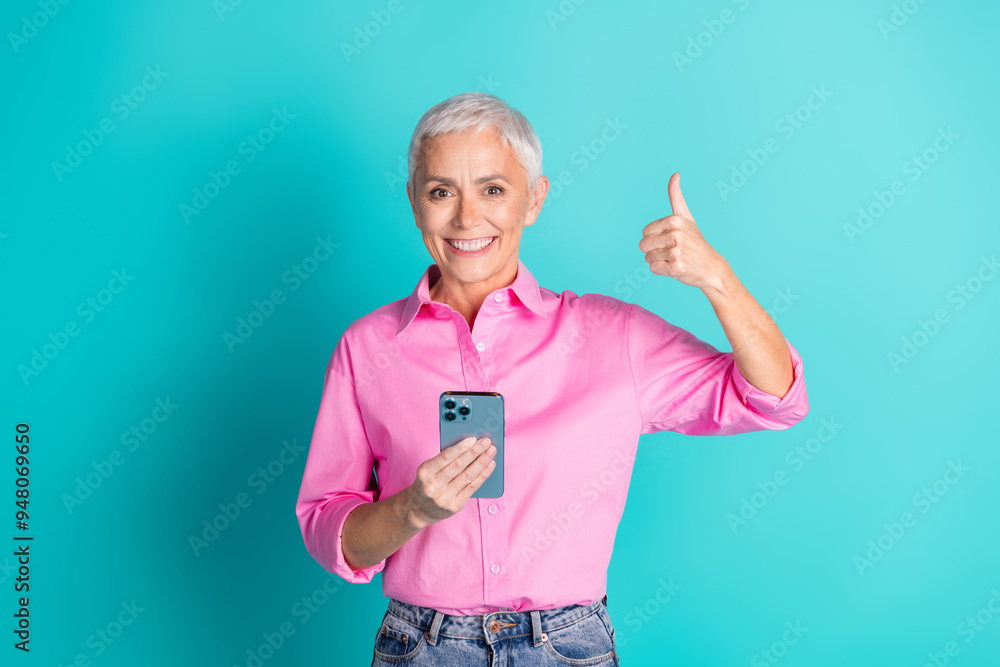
[{"xmin": 639, "ymin": 172, "xmax": 732, "ymax": 293}]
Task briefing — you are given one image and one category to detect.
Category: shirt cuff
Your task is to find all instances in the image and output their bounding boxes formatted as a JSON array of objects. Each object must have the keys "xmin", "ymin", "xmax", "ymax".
[
  {"xmin": 320, "ymin": 497, "xmax": 387, "ymax": 584},
  {"xmin": 730, "ymin": 338, "xmax": 808, "ymax": 417}
]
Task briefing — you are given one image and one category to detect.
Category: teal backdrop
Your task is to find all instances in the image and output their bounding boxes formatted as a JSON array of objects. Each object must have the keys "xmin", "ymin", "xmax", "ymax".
[{"xmin": 4, "ymin": 0, "xmax": 999, "ymax": 665}]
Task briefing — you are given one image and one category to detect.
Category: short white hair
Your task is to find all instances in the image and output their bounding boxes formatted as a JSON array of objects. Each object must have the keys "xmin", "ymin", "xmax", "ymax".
[{"xmin": 407, "ymin": 92, "xmax": 543, "ymax": 192}]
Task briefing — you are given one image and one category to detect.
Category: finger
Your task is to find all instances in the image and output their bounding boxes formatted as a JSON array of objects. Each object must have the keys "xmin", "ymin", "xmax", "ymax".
[
  {"xmin": 643, "ymin": 213, "xmax": 690, "ymax": 237},
  {"xmin": 649, "ymin": 259, "xmax": 675, "ymax": 277},
  {"xmin": 639, "ymin": 230, "xmax": 677, "ymax": 253},
  {"xmin": 452, "ymin": 458, "xmax": 497, "ymax": 507},
  {"xmin": 467, "ymin": 459, "xmax": 497, "ymax": 493},
  {"xmin": 441, "ymin": 437, "xmax": 493, "ymax": 481},
  {"xmin": 645, "ymin": 243, "xmax": 677, "ymax": 263},
  {"xmin": 641, "ymin": 219, "xmax": 662, "ymax": 238},
  {"xmin": 447, "ymin": 445, "xmax": 495, "ymax": 495},
  {"xmin": 668, "ymin": 172, "xmax": 693, "ymax": 220},
  {"xmin": 430, "ymin": 436, "xmax": 481, "ymax": 474}
]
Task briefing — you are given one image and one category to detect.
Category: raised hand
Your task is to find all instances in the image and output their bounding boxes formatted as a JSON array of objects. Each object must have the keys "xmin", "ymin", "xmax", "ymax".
[{"xmin": 639, "ymin": 172, "xmax": 731, "ymax": 292}]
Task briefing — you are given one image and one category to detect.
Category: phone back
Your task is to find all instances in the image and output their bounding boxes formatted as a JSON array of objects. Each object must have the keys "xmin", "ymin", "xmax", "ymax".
[{"xmin": 439, "ymin": 392, "xmax": 504, "ymax": 499}]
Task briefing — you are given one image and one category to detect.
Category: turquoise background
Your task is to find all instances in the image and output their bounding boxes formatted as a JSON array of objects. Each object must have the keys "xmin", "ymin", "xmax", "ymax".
[{"xmin": 4, "ymin": 0, "xmax": 999, "ymax": 664}]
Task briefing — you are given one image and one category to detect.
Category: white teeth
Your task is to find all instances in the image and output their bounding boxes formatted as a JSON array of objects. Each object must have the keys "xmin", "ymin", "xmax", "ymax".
[{"xmin": 448, "ymin": 236, "xmax": 495, "ymax": 251}]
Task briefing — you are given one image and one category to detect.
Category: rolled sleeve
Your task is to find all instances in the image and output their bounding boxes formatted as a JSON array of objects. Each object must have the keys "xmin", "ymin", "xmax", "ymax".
[
  {"xmin": 730, "ymin": 338, "xmax": 809, "ymax": 420},
  {"xmin": 295, "ymin": 346, "xmax": 386, "ymax": 583},
  {"xmin": 627, "ymin": 302, "xmax": 809, "ymax": 436}
]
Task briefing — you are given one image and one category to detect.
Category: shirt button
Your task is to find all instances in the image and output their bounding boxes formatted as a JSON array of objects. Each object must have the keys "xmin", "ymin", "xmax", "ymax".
[
  {"xmin": 491, "ymin": 564, "xmax": 500, "ymax": 574},
  {"xmin": 493, "ymin": 293, "xmax": 503, "ymax": 302},
  {"xmin": 488, "ymin": 504, "xmax": 498, "ymax": 514},
  {"xmin": 476, "ymin": 342, "xmax": 485, "ymax": 351}
]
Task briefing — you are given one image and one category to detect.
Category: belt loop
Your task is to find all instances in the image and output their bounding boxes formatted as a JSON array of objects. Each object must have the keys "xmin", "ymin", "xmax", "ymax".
[
  {"xmin": 531, "ymin": 610, "xmax": 545, "ymax": 647},
  {"xmin": 425, "ymin": 610, "xmax": 445, "ymax": 646}
]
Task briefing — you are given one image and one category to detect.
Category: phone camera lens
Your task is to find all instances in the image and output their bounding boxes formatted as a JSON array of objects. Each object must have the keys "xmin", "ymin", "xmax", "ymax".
[
  {"xmin": 444, "ymin": 399, "xmax": 456, "ymax": 409},
  {"xmin": 458, "ymin": 406, "xmax": 470, "ymax": 416},
  {"xmin": 444, "ymin": 412, "xmax": 456, "ymax": 421}
]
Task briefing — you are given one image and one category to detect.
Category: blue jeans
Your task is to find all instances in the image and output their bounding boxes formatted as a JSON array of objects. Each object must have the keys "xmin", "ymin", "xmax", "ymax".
[{"xmin": 370, "ymin": 594, "xmax": 618, "ymax": 666}]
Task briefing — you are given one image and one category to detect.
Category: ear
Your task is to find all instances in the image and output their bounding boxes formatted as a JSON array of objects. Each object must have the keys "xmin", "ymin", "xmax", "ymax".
[{"xmin": 523, "ymin": 175, "xmax": 550, "ymax": 227}]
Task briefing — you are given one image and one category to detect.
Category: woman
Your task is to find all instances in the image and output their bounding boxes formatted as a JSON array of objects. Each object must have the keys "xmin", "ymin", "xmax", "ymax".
[{"xmin": 296, "ymin": 92, "xmax": 809, "ymax": 666}]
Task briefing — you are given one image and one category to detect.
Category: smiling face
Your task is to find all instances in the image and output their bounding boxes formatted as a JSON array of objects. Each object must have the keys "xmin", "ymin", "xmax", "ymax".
[{"xmin": 407, "ymin": 126, "xmax": 548, "ymax": 298}]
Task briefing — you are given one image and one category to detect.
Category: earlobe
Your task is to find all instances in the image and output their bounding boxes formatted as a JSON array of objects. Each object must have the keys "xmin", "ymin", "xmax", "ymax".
[{"xmin": 525, "ymin": 176, "xmax": 549, "ymax": 224}]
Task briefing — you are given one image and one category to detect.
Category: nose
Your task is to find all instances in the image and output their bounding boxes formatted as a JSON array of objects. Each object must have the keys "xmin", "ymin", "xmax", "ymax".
[{"xmin": 455, "ymin": 192, "xmax": 479, "ymax": 229}]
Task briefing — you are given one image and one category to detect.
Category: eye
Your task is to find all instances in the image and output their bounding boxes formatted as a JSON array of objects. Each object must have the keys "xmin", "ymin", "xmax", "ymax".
[
  {"xmin": 486, "ymin": 185, "xmax": 503, "ymax": 195},
  {"xmin": 429, "ymin": 188, "xmax": 450, "ymax": 198}
]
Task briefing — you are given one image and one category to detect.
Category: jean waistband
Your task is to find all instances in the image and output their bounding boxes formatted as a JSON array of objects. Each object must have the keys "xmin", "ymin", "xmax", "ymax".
[{"xmin": 386, "ymin": 594, "xmax": 609, "ymax": 646}]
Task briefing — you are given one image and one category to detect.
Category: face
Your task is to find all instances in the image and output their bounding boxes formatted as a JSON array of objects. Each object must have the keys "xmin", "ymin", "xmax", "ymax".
[{"xmin": 407, "ymin": 127, "xmax": 548, "ymax": 292}]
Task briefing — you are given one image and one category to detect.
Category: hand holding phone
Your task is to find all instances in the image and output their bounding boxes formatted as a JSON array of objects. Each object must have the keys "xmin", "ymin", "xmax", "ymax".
[{"xmin": 403, "ymin": 436, "xmax": 497, "ymax": 529}]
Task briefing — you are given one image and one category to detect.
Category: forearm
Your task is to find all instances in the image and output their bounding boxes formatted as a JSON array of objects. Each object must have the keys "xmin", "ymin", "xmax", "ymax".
[
  {"xmin": 341, "ymin": 488, "xmax": 425, "ymax": 571},
  {"xmin": 702, "ymin": 266, "xmax": 794, "ymax": 398}
]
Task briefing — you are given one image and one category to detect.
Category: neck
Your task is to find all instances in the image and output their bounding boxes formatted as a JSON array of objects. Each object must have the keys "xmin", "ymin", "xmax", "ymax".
[{"xmin": 429, "ymin": 260, "xmax": 518, "ymax": 329}]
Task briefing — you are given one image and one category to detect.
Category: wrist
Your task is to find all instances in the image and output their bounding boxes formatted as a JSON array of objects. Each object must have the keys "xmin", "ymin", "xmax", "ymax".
[
  {"xmin": 394, "ymin": 487, "xmax": 429, "ymax": 531},
  {"xmin": 702, "ymin": 262, "xmax": 739, "ymax": 303}
]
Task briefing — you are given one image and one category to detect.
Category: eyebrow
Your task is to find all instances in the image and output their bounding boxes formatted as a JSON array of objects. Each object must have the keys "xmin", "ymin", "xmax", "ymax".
[{"xmin": 424, "ymin": 173, "xmax": 511, "ymax": 187}]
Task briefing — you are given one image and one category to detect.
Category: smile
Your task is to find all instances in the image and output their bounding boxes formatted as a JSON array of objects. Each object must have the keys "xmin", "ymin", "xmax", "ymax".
[{"xmin": 446, "ymin": 236, "xmax": 496, "ymax": 251}]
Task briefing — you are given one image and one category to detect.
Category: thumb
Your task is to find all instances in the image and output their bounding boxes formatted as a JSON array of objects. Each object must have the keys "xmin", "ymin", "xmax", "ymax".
[{"xmin": 668, "ymin": 172, "xmax": 692, "ymax": 219}]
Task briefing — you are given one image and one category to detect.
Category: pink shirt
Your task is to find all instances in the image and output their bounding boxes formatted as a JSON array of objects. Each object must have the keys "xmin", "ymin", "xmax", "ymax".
[{"xmin": 295, "ymin": 259, "xmax": 809, "ymax": 615}]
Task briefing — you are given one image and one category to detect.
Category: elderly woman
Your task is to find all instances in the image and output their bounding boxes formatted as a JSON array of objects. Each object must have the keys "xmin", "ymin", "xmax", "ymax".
[{"xmin": 296, "ymin": 92, "xmax": 809, "ymax": 666}]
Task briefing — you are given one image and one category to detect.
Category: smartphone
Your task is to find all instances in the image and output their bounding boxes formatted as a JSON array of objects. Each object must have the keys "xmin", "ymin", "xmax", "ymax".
[{"xmin": 439, "ymin": 391, "xmax": 504, "ymax": 499}]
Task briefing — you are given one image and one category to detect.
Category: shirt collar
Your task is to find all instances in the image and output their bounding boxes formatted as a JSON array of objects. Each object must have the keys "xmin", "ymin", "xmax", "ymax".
[{"xmin": 396, "ymin": 257, "xmax": 547, "ymax": 336}]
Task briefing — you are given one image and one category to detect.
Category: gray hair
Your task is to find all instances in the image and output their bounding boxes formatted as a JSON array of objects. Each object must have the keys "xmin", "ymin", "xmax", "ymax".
[{"xmin": 407, "ymin": 92, "xmax": 543, "ymax": 193}]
